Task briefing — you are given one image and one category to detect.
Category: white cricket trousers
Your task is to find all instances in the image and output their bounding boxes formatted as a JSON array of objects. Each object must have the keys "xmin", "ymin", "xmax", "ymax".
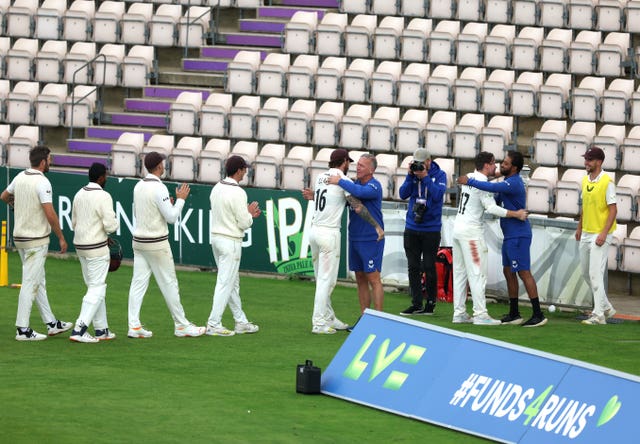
[
  {"xmin": 452, "ymin": 233, "xmax": 490, "ymax": 318},
  {"xmin": 128, "ymin": 247, "xmax": 191, "ymax": 328},
  {"xmin": 309, "ymin": 226, "xmax": 341, "ymax": 327},
  {"xmin": 208, "ymin": 235, "xmax": 249, "ymax": 327},
  {"xmin": 579, "ymin": 233, "xmax": 614, "ymax": 317},
  {"xmin": 75, "ymin": 255, "xmax": 110, "ymax": 330},
  {"xmin": 15, "ymin": 244, "xmax": 56, "ymax": 328}
]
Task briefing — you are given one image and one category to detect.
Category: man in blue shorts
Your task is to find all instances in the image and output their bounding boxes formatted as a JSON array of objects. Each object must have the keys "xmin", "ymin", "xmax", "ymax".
[
  {"xmin": 328, "ymin": 153, "xmax": 385, "ymax": 314},
  {"xmin": 457, "ymin": 150, "xmax": 546, "ymax": 327}
]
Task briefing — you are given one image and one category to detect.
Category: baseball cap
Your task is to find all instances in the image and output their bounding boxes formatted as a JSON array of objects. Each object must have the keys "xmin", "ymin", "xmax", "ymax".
[
  {"xmin": 330, "ymin": 148, "xmax": 354, "ymax": 163},
  {"xmin": 144, "ymin": 151, "xmax": 166, "ymax": 171},
  {"xmin": 582, "ymin": 147, "xmax": 605, "ymax": 161},
  {"xmin": 413, "ymin": 148, "xmax": 431, "ymax": 162},
  {"xmin": 225, "ymin": 155, "xmax": 248, "ymax": 176}
]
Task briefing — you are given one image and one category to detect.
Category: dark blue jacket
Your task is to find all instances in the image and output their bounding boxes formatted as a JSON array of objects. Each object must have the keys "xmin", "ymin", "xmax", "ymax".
[{"xmin": 399, "ymin": 160, "xmax": 447, "ymax": 232}]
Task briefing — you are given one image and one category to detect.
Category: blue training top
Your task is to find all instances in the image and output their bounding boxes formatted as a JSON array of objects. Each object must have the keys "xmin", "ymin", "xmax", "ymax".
[
  {"xmin": 466, "ymin": 173, "xmax": 531, "ymax": 239},
  {"xmin": 398, "ymin": 160, "xmax": 447, "ymax": 233},
  {"xmin": 337, "ymin": 176, "xmax": 384, "ymax": 242}
]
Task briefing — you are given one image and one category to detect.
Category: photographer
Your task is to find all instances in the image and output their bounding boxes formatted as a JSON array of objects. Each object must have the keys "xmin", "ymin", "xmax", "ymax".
[{"xmin": 398, "ymin": 148, "xmax": 447, "ymax": 316}]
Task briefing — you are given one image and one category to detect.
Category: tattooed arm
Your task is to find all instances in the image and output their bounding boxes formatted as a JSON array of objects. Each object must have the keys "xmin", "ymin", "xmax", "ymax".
[{"xmin": 345, "ymin": 195, "xmax": 384, "ymax": 241}]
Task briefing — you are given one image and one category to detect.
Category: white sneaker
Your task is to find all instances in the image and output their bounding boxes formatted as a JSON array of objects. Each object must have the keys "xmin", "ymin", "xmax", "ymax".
[
  {"xmin": 473, "ymin": 315, "xmax": 501, "ymax": 326},
  {"xmin": 206, "ymin": 325, "xmax": 235, "ymax": 336},
  {"xmin": 47, "ymin": 320, "xmax": 73, "ymax": 336},
  {"xmin": 70, "ymin": 331, "xmax": 99, "ymax": 343},
  {"xmin": 312, "ymin": 325, "xmax": 337, "ymax": 335},
  {"xmin": 581, "ymin": 314, "xmax": 606, "ymax": 325},
  {"xmin": 452, "ymin": 313, "xmax": 473, "ymax": 324},
  {"xmin": 15, "ymin": 328, "xmax": 47, "ymax": 341},
  {"xmin": 604, "ymin": 307, "xmax": 617, "ymax": 319},
  {"xmin": 175, "ymin": 324, "xmax": 206, "ymax": 337},
  {"xmin": 330, "ymin": 319, "xmax": 349, "ymax": 330},
  {"xmin": 95, "ymin": 328, "xmax": 116, "ymax": 341},
  {"xmin": 235, "ymin": 322, "xmax": 259, "ymax": 334},
  {"xmin": 128, "ymin": 326, "xmax": 153, "ymax": 338}
]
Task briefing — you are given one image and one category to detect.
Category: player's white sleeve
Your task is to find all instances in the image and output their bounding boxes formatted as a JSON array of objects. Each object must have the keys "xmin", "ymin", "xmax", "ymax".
[
  {"xmin": 605, "ymin": 182, "xmax": 616, "ymax": 205},
  {"xmin": 480, "ymin": 191, "xmax": 508, "ymax": 218},
  {"xmin": 36, "ymin": 178, "xmax": 53, "ymax": 204},
  {"xmin": 155, "ymin": 184, "xmax": 184, "ymax": 224}
]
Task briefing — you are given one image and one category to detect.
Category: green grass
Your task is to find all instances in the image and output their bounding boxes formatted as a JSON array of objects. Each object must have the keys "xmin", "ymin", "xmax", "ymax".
[{"xmin": 0, "ymin": 252, "xmax": 637, "ymax": 444}]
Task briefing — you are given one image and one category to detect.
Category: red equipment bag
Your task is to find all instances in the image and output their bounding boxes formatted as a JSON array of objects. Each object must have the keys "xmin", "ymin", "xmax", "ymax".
[{"xmin": 422, "ymin": 247, "xmax": 453, "ymax": 303}]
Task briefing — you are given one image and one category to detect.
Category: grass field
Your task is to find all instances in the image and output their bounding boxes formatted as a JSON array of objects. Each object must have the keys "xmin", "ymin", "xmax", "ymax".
[{"xmin": 1, "ymin": 252, "xmax": 638, "ymax": 444}]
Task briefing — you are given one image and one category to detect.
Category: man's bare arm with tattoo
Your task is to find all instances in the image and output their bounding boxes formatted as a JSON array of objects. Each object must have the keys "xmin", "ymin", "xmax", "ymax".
[{"xmin": 345, "ymin": 195, "xmax": 384, "ymax": 241}]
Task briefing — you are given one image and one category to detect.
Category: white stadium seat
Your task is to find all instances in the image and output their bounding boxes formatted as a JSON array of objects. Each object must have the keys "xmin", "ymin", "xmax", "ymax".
[
  {"xmin": 256, "ymin": 97, "xmax": 288, "ymax": 142},
  {"xmin": 169, "ymin": 136, "xmax": 202, "ymax": 182},
  {"xmin": 110, "ymin": 132, "xmax": 145, "ymax": 177},
  {"xmin": 199, "ymin": 92, "xmax": 232, "ymax": 138},
  {"xmin": 287, "ymin": 55, "xmax": 318, "ymax": 99},
  {"xmin": 34, "ymin": 83, "xmax": 67, "ymax": 127},
  {"xmin": 169, "ymin": 92, "xmax": 203, "ymax": 136},
  {"xmin": 226, "ymin": 50, "xmax": 261, "ymax": 95},
  {"xmin": 531, "ymin": 119, "xmax": 567, "ymax": 166},
  {"xmin": 527, "ymin": 166, "xmax": 558, "ymax": 214}
]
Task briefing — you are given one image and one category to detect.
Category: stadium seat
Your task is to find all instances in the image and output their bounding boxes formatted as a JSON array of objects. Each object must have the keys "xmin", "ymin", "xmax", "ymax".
[
  {"xmin": 563, "ymin": 121, "xmax": 596, "ymax": 167},
  {"xmin": 396, "ymin": 108, "xmax": 429, "ymax": 154},
  {"xmin": 531, "ymin": 119, "xmax": 567, "ymax": 166},
  {"xmin": 620, "ymin": 126, "xmax": 640, "ymax": 172},
  {"xmin": 537, "ymin": 73, "xmax": 571, "ymax": 119},
  {"xmin": 373, "ymin": 16, "xmax": 404, "ymax": 60},
  {"xmin": 393, "ymin": 155, "xmax": 415, "ymax": 200},
  {"xmin": 169, "ymin": 92, "xmax": 203, "ymax": 136},
  {"xmin": 452, "ymin": 113, "xmax": 484, "ymax": 159},
  {"xmin": 554, "ymin": 168, "xmax": 588, "ymax": 216},
  {"xmin": 228, "ymin": 95, "xmax": 260, "ymax": 140},
  {"xmin": 344, "ymin": 14, "xmax": 376, "ymax": 58},
  {"xmin": 6, "ymin": 0, "xmax": 38, "ymax": 38},
  {"xmin": 315, "ymin": 12, "xmax": 347, "ymax": 57},
  {"xmin": 456, "ymin": 22, "xmax": 488, "ymax": 67},
  {"xmin": 7, "ymin": 125, "xmax": 39, "ymax": 168},
  {"xmin": 6, "ymin": 38, "xmax": 38, "ymax": 81},
  {"xmin": 396, "ymin": 63, "xmax": 430, "ymax": 108},
  {"xmin": 513, "ymin": 0, "xmax": 540, "ymax": 25},
  {"xmin": 434, "ymin": 156, "xmax": 456, "ymax": 202},
  {"xmin": 615, "ymin": 174, "xmax": 640, "ymax": 221},
  {"xmin": 620, "ymin": 226, "xmax": 640, "ymax": 272},
  {"xmin": 0, "ymin": 124, "xmax": 9, "ymax": 165},
  {"xmin": 424, "ymin": 110, "xmax": 456, "ymax": 157},
  {"xmin": 608, "ymin": 223, "xmax": 626, "ymax": 270},
  {"xmin": 35, "ymin": 40, "xmax": 67, "ymax": 83},
  {"xmin": 431, "ymin": 0, "xmax": 457, "ymax": 18},
  {"xmin": 375, "ymin": 153, "xmax": 398, "ymax": 199},
  {"xmin": 570, "ymin": 76, "xmax": 605, "ymax": 121},
  {"xmin": 368, "ymin": 106, "xmax": 400, "ymax": 152},
  {"xmin": 369, "ymin": 61, "xmax": 402, "ymax": 105},
  {"xmin": 596, "ymin": 0, "xmax": 625, "ymax": 31},
  {"xmin": 340, "ymin": 0, "xmax": 368, "ymax": 14},
  {"xmin": 399, "ymin": 0, "xmax": 428, "ymax": 16},
  {"xmin": 592, "ymin": 124, "xmax": 625, "ymax": 170},
  {"xmin": 63, "ymin": 42, "xmax": 96, "ymax": 84},
  {"xmin": 226, "ymin": 50, "xmax": 261, "ymax": 95},
  {"xmin": 427, "ymin": 20, "xmax": 460, "ymax": 65},
  {"xmin": 595, "ymin": 32, "xmax": 629, "ymax": 77},
  {"xmin": 481, "ymin": 69, "xmax": 514, "ymax": 115},
  {"xmin": 256, "ymin": 97, "xmax": 288, "ymax": 142},
  {"xmin": 281, "ymin": 145, "xmax": 313, "ymax": 190},
  {"xmin": 122, "ymin": 45, "xmax": 156, "ymax": 88},
  {"xmin": 600, "ymin": 78, "xmax": 633, "ymax": 124},
  {"xmin": 527, "ymin": 166, "xmax": 558, "ymax": 214},
  {"xmin": 485, "ymin": 0, "xmax": 512, "ymax": 23},
  {"xmin": 312, "ymin": 101, "xmax": 343, "ymax": 146},
  {"xmin": 625, "ymin": 0, "xmax": 640, "ymax": 32},
  {"xmin": 569, "ymin": 31, "xmax": 600, "ymax": 75},
  {"xmin": 199, "ymin": 92, "xmax": 232, "ymax": 138},
  {"xmin": 484, "ymin": 25, "xmax": 516, "ymax": 69},
  {"xmin": 63, "ymin": 0, "xmax": 95, "ymax": 42},
  {"xmin": 425, "ymin": 65, "xmax": 457, "ymax": 110},
  {"xmin": 371, "ymin": 0, "xmax": 399, "ymax": 15},
  {"xmin": 568, "ymin": 0, "xmax": 596, "ymax": 29},
  {"xmin": 453, "ymin": 67, "xmax": 485, "ymax": 112},
  {"xmin": 539, "ymin": 28, "xmax": 573, "ymax": 73},
  {"xmin": 35, "ymin": 0, "xmax": 66, "ymax": 40},
  {"xmin": 315, "ymin": 56, "xmax": 347, "ymax": 101},
  {"xmin": 121, "ymin": 3, "xmax": 153, "ymax": 45},
  {"xmin": 339, "ymin": 104, "xmax": 371, "ymax": 149},
  {"xmin": 178, "ymin": 6, "xmax": 211, "ymax": 48},
  {"xmin": 6, "ymin": 81, "xmax": 39, "ymax": 124},
  {"xmin": 34, "ymin": 83, "xmax": 67, "ymax": 127},
  {"xmin": 400, "ymin": 18, "xmax": 431, "ymax": 62},
  {"xmin": 511, "ymin": 27, "xmax": 544, "ymax": 71},
  {"xmin": 540, "ymin": 0, "xmax": 567, "ymax": 28},
  {"xmin": 253, "ymin": 143, "xmax": 286, "ymax": 189},
  {"xmin": 257, "ymin": 53, "xmax": 290, "ymax": 97},
  {"xmin": 231, "ymin": 141, "xmax": 259, "ymax": 185},
  {"xmin": 286, "ymin": 55, "xmax": 318, "ymax": 99},
  {"xmin": 510, "ymin": 72, "xmax": 543, "ymax": 116},
  {"xmin": 283, "ymin": 11, "xmax": 317, "ymax": 55},
  {"xmin": 197, "ymin": 138, "xmax": 230, "ymax": 184},
  {"xmin": 169, "ymin": 136, "xmax": 202, "ymax": 182},
  {"xmin": 64, "ymin": 84, "xmax": 96, "ymax": 127},
  {"xmin": 284, "ymin": 99, "xmax": 316, "ymax": 145},
  {"xmin": 341, "ymin": 58, "xmax": 374, "ymax": 103},
  {"xmin": 149, "ymin": 4, "xmax": 182, "ymax": 47},
  {"xmin": 94, "ymin": 44, "xmax": 125, "ymax": 86},
  {"xmin": 94, "ymin": 1, "xmax": 125, "ymax": 44},
  {"xmin": 480, "ymin": 115, "xmax": 513, "ymax": 160},
  {"xmin": 110, "ymin": 132, "xmax": 145, "ymax": 177}
]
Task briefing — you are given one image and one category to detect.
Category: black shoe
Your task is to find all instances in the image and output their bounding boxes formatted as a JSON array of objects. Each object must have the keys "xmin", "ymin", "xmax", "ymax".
[
  {"xmin": 345, "ymin": 315, "xmax": 361, "ymax": 333},
  {"xmin": 416, "ymin": 302, "xmax": 435, "ymax": 315},
  {"xmin": 400, "ymin": 305, "xmax": 423, "ymax": 316},
  {"xmin": 500, "ymin": 313, "xmax": 523, "ymax": 325},
  {"xmin": 522, "ymin": 315, "xmax": 548, "ymax": 328}
]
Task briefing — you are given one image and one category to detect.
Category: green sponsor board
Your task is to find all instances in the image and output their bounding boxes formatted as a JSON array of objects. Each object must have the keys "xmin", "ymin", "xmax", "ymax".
[{"xmin": 1, "ymin": 167, "xmax": 347, "ymax": 278}]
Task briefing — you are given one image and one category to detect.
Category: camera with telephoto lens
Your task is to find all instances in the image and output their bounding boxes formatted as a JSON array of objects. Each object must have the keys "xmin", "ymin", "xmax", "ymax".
[
  {"xmin": 410, "ymin": 161, "xmax": 426, "ymax": 172},
  {"xmin": 413, "ymin": 198, "xmax": 427, "ymax": 224}
]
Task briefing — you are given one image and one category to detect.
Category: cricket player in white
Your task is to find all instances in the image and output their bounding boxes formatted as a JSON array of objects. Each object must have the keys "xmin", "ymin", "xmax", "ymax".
[
  {"xmin": 1, "ymin": 146, "xmax": 72, "ymax": 341},
  {"xmin": 305, "ymin": 149, "xmax": 384, "ymax": 334},
  {"xmin": 452, "ymin": 152, "xmax": 527, "ymax": 325},
  {"xmin": 207, "ymin": 155, "xmax": 261, "ymax": 337},
  {"xmin": 69, "ymin": 163, "xmax": 119, "ymax": 343},
  {"xmin": 127, "ymin": 152, "xmax": 205, "ymax": 339}
]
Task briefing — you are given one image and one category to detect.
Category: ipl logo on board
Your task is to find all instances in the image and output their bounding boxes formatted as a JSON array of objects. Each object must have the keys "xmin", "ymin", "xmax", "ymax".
[
  {"xmin": 343, "ymin": 334, "xmax": 426, "ymax": 390},
  {"xmin": 265, "ymin": 198, "xmax": 314, "ymax": 275}
]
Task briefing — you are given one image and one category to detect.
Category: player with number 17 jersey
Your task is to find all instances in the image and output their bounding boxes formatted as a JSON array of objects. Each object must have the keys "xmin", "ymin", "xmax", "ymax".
[
  {"xmin": 453, "ymin": 172, "xmax": 505, "ymax": 237},
  {"xmin": 311, "ymin": 169, "xmax": 350, "ymax": 229}
]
